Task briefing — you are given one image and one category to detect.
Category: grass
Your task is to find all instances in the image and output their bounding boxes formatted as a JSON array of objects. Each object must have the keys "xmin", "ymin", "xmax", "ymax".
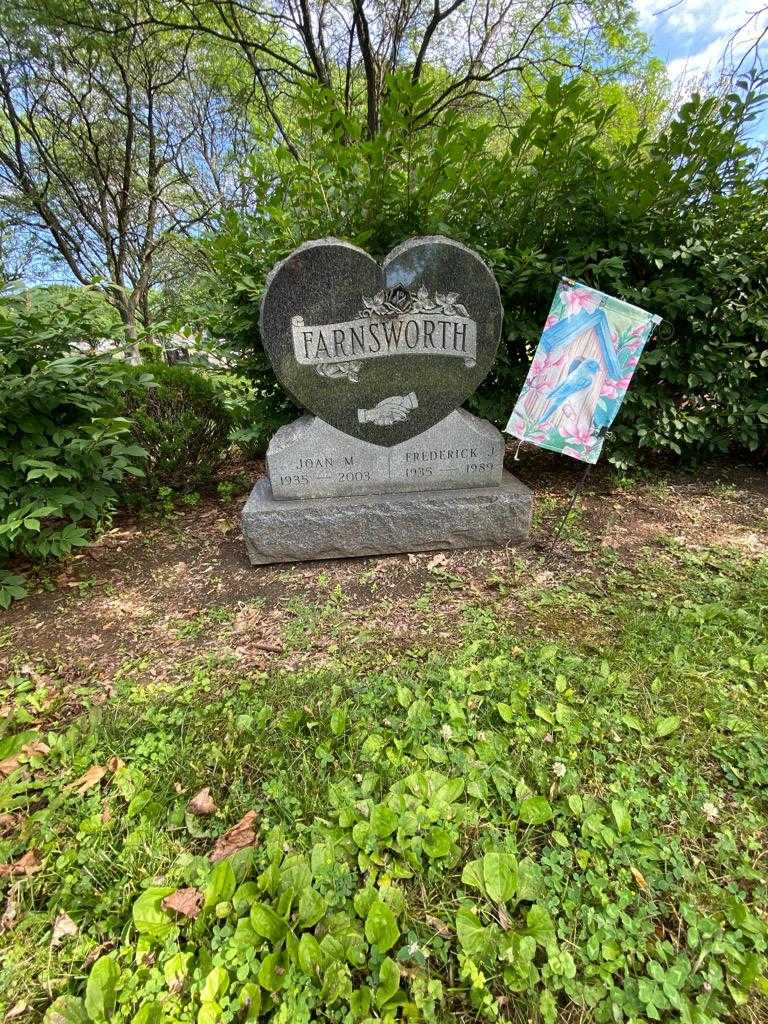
[{"xmin": 1, "ymin": 541, "xmax": 767, "ymax": 1023}]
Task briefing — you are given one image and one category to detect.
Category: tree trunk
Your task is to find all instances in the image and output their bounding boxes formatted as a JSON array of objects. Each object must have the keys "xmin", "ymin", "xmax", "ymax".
[{"xmin": 112, "ymin": 292, "xmax": 141, "ymax": 364}]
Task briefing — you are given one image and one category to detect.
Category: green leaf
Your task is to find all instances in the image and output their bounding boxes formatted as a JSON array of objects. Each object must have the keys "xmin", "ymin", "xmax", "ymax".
[
  {"xmin": 526, "ymin": 904, "xmax": 555, "ymax": 946},
  {"xmin": 233, "ymin": 881, "xmax": 260, "ymax": 915},
  {"xmin": 423, "ymin": 826, "xmax": 452, "ymax": 859},
  {"xmin": 259, "ymin": 952, "xmax": 286, "ymax": 991},
  {"xmin": 232, "ymin": 916, "xmax": 260, "ymax": 948},
  {"xmin": 567, "ymin": 794, "xmax": 583, "ymax": 816},
  {"xmin": 482, "ymin": 851, "xmax": 517, "ymax": 903},
  {"xmin": 375, "ymin": 956, "xmax": 400, "ymax": 1008},
  {"xmin": 365, "ymin": 899, "xmax": 399, "ymax": 953},
  {"xmin": 611, "ymin": 800, "xmax": 632, "ymax": 835},
  {"xmin": 622, "ymin": 714, "xmax": 644, "ymax": 732},
  {"xmin": 44, "ymin": 996, "xmax": 89, "ymax": 1024},
  {"xmin": 238, "ymin": 983, "xmax": 261, "ymax": 1020},
  {"xmin": 204, "ymin": 860, "xmax": 236, "ymax": 910},
  {"xmin": 197, "ymin": 1003, "xmax": 220, "ymax": 1024},
  {"xmin": 319, "ymin": 961, "xmax": 351, "ymax": 1005},
  {"xmin": 370, "ymin": 804, "xmax": 398, "ymax": 838},
  {"xmin": 279, "ymin": 854, "xmax": 311, "ymax": 896},
  {"xmin": 330, "ymin": 710, "xmax": 347, "ymax": 736},
  {"xmin": 131, "ymin": 1003, "xmax": 163, "ymax": 1024},
  {"xmin": 164, "ymin": 952, "xmax": 193, "ymax": 988},
  {"xmin": 655, "ymin": 715, "xmax": 681, "ymax": 738},
  {"xmin": 200, "ymin": 966, "xmax": 229, "ymax": 1003},
  {"xmin": 297, "ymin": 887, "xmax": 327, "ymax": 928},
  {"xmin": 84, "ymin": 955, "xmax": 120, "ymax": 1021},
  {"xmin": 132, "ymin": 887, "xmax": 176, "ymax": 941},
  {"xmin": 461, "ymin": 858, "xmax": 485, "ymax": 894},
  {"xmin": 433, "ymin": 778, "xmax": 464, "ymax": 805},
  {"xmin": 455, "ymin": 906, "xmax": 490, "ymax": 957},
  {"xmin": 540, "ymin": 988, "xmax": 557, "ymax": 1024},
  {"xmin": 497, "ymin": 702, "xmax": 515, "ymax": 723},
  {"xmin": 519, "ymin": 796, "xmax": 554, "ymax": 825},
  {"xmin": 349, "ymin": 986, "xmax": 372, "ymax": 1017},
  {"xmin": 517, "ymin": 857, "xmax": 546, "ymax": 901},
  {"xmin": 250, "ymin": 902, "xmax": 288, "ymax": 942},
  {"xmin": 361, "ymin": 734, "xmax": 385, "ymax": 761},
  {"xmin": 297, "ymin": 932, "xmax": 324, "ymax": 979}
]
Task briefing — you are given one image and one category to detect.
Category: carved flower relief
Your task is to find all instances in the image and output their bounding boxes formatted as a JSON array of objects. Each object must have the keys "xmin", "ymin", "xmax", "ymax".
[
  {"xmin": 359, "ymin": 288, "xmax": 469, "ymax": 319},
  {"xmin": 435, "ymin": 292, "xmax": 469, "ymax": 317}
]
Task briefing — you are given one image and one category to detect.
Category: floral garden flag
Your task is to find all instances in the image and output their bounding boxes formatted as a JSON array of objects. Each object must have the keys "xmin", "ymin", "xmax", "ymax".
[{"xmin": 505, "ymin": 279, "xmax": 661, "ymax": 464}]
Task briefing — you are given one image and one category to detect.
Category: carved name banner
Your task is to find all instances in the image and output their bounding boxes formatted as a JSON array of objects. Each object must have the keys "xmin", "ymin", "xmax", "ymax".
[{"xmin": 291, "ymin": 312, "xmax": 478, "ymax": 372}]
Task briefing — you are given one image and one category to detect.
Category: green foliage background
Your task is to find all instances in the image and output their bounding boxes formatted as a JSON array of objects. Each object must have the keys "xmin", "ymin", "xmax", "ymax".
[{"xmin": 190, "ymin": 72, "xmax": 768, "ymax": 469}]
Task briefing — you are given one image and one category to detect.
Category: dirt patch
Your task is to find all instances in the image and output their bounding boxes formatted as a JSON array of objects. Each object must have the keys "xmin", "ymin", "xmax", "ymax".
[{"xmin": 2, "ymin": 453, "xmax": 766, "ymax": 684}]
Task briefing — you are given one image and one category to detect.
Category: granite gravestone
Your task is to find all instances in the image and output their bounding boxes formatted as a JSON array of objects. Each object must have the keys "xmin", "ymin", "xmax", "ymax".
[{"xmin": 242, "ymin": 236, "xmax": 532, "ymax": 564}]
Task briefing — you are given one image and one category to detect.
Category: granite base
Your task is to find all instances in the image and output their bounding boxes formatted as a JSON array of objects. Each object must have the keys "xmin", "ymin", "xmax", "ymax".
[{"xmin": 242, "ymin": 471, "xmax": 532, "ymax": 565}]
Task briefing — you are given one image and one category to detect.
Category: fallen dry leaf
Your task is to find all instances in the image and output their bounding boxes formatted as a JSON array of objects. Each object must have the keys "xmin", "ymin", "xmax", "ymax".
[
  {"xmin": 161, "ymin": 888, "xmax": 203, "ymax": 919},
  {"xmin": 630, "ymin": 865, "xmax": 649, "ymax": 892},
  {"xmin": 209, "ymin": 810, "xmax": 259, "ymax": 863},
  {"xmin": 4, "ymin": 1001, "xmax": 28, "ymax": 1021},
  {"xmin": 1, "ymin": 885, "xmax": 19, "ymax": 933},
  {"xmin": 107, "ymin": 756, "xmax": 125, "ymax": 773},
  {"xmin": 51, "ymin": 911, "xmax": 79, "ymax": 946},
  {"xmin": 0, "ymin": 741, "xmax": 48, "ymax": 778},
  {"xmin": 65, "ymin": 765, "xmax": 106, "ymax": 794},
  {"xmin": 0, "ymin": 813, "xmax": 17, "ymax": 835},
  {"xmin": 101, "ymin": 802, "xmax": 112, "ymax": 824},
  {"xmin": 427, "ymin": 552, "xmax": 448, "ymax": 571},
  {"xmin": 0, "ymin": 850, "xmax": 41, "ymax": 877},
  {"xmin": 0, "ymin": 757, "xmax": 22, "ymax": 778},
  {"xmin": 23, "ymin": 741, "xmax": 50, "ymax": 757},
  {"xmin": 187, "ymin": 787, "xmax": 216, "ymax": 816},
  {"xmin": 497, "ymin": 906, "xmax": 513, "ymax": 932},
  {"xmin": 702, "ymin": 801, "xmax": 720, "ymax": 823},
  {"xmin": 425, "ymin": 913, "xmax": 453, "ymax": 938}
]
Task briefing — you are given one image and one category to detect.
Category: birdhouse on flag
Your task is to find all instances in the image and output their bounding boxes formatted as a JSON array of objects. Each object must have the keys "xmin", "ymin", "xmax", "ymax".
[{"xmin": 505, "ymin": 279, "xmax": 661, "ymax": 464}]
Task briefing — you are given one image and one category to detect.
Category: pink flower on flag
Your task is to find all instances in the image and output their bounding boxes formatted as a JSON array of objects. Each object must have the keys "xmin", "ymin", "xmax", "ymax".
[
  {"xmin": 530, "ymin": 352, "xmax": 563, "ymax": 381},
  {"xmin": 600, "ymin": 376, "xmax": 632, "ymax": 399},
  {"xmin": 508, "ymin": 412, "xmax": 525, "ymax": 435},
  {"xmin": 562, "ymin": 287, "xmax": 600, "ymax": 317},
  {"xmin": 562, "ymin": 446, "xmax": 587, "ymax": 460},
  {"xmin": 625, "ymin": 337, "xmax": 645, "ymax": 352},
  {"xmin": 559, "ymin": 416, "xmax": 593, "ymax": 449},
  {"xmin": 544, "ymin": 314, "xmax": 558, "ymax": 329},
  {"xmin": 630, "ymin": 322, "xmax": 647, "ymax": 336},
  {"xmin": 626, "ymin": 355, "xmax": 639, "ymax": 368}
]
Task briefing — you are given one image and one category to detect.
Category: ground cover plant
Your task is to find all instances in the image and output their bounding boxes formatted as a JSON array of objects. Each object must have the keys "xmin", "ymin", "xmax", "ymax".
[{"xmin": 1, "ymin": 471, "xmax": 766, "ymax": 1023}]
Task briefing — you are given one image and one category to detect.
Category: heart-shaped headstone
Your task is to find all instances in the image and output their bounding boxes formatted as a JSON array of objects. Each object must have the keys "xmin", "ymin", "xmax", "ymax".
[{"xmin": 260, "ymin": 236, "xmax": 502, "ymax": 447}]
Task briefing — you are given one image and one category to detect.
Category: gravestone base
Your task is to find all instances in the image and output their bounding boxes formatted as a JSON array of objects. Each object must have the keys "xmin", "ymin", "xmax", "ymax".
[{"xmin": 242, "ymin": 471, "xmax": 532, "ymax": 565}]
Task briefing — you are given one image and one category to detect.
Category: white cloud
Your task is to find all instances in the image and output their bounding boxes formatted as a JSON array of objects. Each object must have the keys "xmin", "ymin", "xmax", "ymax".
[
  {"xmin": 633, "ymin": 0, "xmax": 767, "ymax": 85},
  {"xmin": 633, "ymin": 0, "xmax": 763, "ymax": 39}
]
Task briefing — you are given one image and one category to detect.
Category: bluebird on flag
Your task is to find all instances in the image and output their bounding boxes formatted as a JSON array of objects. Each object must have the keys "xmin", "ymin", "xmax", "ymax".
[{"xmin": 505, "ymin": 279, "xmax": 661, "ymax": 464}]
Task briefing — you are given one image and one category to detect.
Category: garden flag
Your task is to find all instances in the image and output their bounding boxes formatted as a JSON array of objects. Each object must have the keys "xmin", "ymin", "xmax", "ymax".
[{"xmin": 505, "ymin": 279, "xmax": 661, "ymax": 464}]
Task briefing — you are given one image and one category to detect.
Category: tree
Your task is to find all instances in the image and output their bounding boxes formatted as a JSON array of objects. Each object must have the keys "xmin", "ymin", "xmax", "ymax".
[
  {"xmin": 0, "ymin": 11, "xmax": 255, "ymax": 350},
  {"xmin": 32, "ymin": 0, "xmax": 652, "ymax": 158}
]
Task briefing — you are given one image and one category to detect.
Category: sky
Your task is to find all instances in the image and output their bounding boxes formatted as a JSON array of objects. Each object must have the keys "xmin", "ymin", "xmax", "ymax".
[{"xmin": 633, "ymin": 0, "xmax": 767, "ymax": 83}]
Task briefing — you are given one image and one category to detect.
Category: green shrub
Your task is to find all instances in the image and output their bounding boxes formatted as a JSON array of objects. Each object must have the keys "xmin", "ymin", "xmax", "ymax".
[
  {"xmin": 0, "ymin": 284, "xmax": 124, "ymax": 368},
  {"xmin": 194, "ymin": 72, "xmax": 768, "ymax": 468},
  {"xmin": 0, "ymin": 357, "xmax": 148, "ymax": 606},
  {"xmin": 124, "ymin": 363, "xmax": 234, "ymax": 492},
  {"xmin": 0, "ymin": 286, "xmax": 148, "ymax": 606}
]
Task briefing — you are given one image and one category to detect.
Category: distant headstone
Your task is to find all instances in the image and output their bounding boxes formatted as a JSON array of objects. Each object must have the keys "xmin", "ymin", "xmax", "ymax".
[{"xmin": 242, "ymin": 236, "xmax": 532, "ymax": 564}]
